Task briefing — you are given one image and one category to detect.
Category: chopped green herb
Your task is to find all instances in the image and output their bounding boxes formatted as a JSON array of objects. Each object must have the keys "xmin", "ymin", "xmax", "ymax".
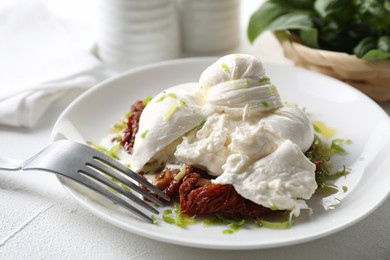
[
  {"xmin": 268, "ymin": 86, "xmax": 276, "ymax": 94},
  {"xmin": 110, "ymin": 176, "xmax": 132, "ymax": 192},
  {"xmin": 312, "ymin": 121, "xmax": 337, "ymax": 139},
  {"xmin": 223, "ymin": 220, "xmax": 246, "ymax": 234},
  {"xmin": 221, "ymin": 63, "xmax": 230, "ymax": 73},
  {"xmin": 258, "ymin": 76, "xmax": 270, "ymax": 84},
  {"xmin": 342, "ymin": 186, "xmax": 348, "ymax": 192},
  {"xmin": 179, "ymin": 99, "xmax": 187, "ymax": 107},
  {"xmin": 175, "ymin": 204, "xmax": 194, "ymax": 227},
  {"xmin": 151, "ymin": 215, "xmax": 158, "ymax": 224},
  {"xmin": 313, "ymin": 123, "xmax": 322, "ymax": 133},
  {"xmin": 315, "ymin": 183, "xmax": 339, "ymax": 196},
  {"xmin": 87, "ymin": 142, "xmax": 120, "ymax": 160},
  {"xmin": 155, "ymin": 92, "xmax": 177, "ymax": 103},
  {"xmin": 162, "ymin": 203, "xmax": 194, "ymax": 227},
  {"xmin": 155, "ymin": 91, "xmax": 167, "ymax": 103},
  {"xmin": 201, "ymin": 218, "xmax": 222, "ymax": 226},
  {"xmin": 142, "ymin": 96, "xmax": 153, "ymax": 106},
  {"xmin": 305, "ymin": 135, "xmax": 350, "ymax": 189},
  {"xmin": 255, "ymin": 217, "xmax": 291, "ymax": 229},
  {"xmin": 111, "ymin": 121, "xmax": 127, "ymax": 132},
  {"xmin": 110, "ymin": 111, "xmax": 132, "ymax": 139},
  {"xmin": 331, "ymin": 139, "xmax": 351, "ymax": 153},
  {"xmin": 189, "ymin": 119, "xmax": 206, "ymax": 133},
  {"xmin": 168, "ymin": 93, "xmax": 177, "ymax": 99},
  {"xmin": 124, "ymin": 111, "xmax": 132, "ymax": 119},
  {"xmin": 228, "ymin": 80, "xmax": 250, "ymax": 89},
  {"xmin": 140, "ymin": 130, "xmax": 149, "ymax": 139},
  {"xmin": 202, "ymin": 215, "xmax": 246, "ymax": 234},
  {"xmin": 240, "ymin": 79, "xmax": 250, "ymax": 88},
  {"xmin": 174, "ymin": 164, "xmax": 187, "ymax": 181},
  {"xmin": 164, "ymin": 103, "xmax": 178, "ymax": 121},
  {"xmin": 162, "ymin": 209, "xmax": 176, "ymax": 224},
  {"xmin": 261, "ymin": 101, "xmax": 269, "ymax": 107},
  {"xmin": 163, "ymin": 208, "xmax": 292, "ymax": 233},
  {"xmin": 87, "ymin": 142, "xmax": 134, "ymax": 193}
]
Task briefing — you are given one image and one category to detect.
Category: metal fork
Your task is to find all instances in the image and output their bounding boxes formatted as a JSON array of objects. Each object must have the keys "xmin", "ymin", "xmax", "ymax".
[{"xmin": 0, "ymin": 140, "xmax": 169, "ymax": 223}]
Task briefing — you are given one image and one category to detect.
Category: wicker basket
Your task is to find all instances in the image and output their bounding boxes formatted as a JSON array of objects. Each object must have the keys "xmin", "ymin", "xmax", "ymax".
[{"xmin": 275, "ymin": 32, "xmax": 390, "ymax": 101}]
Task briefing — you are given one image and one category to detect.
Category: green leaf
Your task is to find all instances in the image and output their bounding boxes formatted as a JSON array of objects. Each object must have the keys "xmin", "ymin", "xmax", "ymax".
[
  {"xmin": 385, "ymin": 0, "xmax": 390, "ymax": 12},
  {"xmin": 378, "ymin": 35, "xmax": 390, "ymax": 53},
  {"xmin": 299, "ymin": 28, "xmax": 319, "ymax": 48},
  {"xmin": 354, "ymin": 37, "xmax": 377, "ymax": 58},
  {"xmin": 314, "ymin": 0, "xmax": 335, "ymax": 18},
  {"xmin": 356, "ymin": 0, "xmax": 390, "ymax": 31},
  {"xmin": 360, "ymin": 49, "xmax": 390, "ymax": 61},
  {"xmin": 358, "ymin": 0, "xmax": 386, "ymax": 16},
  {"xmin": 267, "ymin": 0, "xmax": 315, "ymax": 9},
  {"xmin": 314, "ymin": 0, "xmax": 354, "ymax": 18},
  {"xmin": 314, "ymin": 0, "xmax": 355, "ymax": 30},
  {"xmin": 266, "ymin": 12, "xmax": 313, "ymax": 32},
  {"xmin": 247, "ymin": 2, "xmax": 289, "ymax": 43},
  {"xmin": 354, "ymin": 36, "xmax": 390, "ymax": 60},
  {"xmin": 287, "ymin": 0, "xmax": 315, "ymax": 9}
]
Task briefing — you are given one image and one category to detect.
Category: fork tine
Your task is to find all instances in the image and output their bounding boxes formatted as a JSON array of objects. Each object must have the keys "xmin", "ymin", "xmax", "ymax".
[
  {"xmin": 90, "ymin": 151, "xmax": 170, "ymax": 201},
  {"xmin": 73, "ymin": 171, "xmax": 156, "ymax": 222},
  {"xmin": 79, "ymin": 166, "xmax": 159, "ymax": 214},
  {"xmin": 87, "ymin": 160, "xmax": 166, "ymax": 207}
]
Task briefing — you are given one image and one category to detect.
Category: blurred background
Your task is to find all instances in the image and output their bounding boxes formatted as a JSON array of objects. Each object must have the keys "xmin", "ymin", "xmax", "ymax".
[{"xmin": 0, "ymin": 0, "xmax": 286, "ymax": 72}]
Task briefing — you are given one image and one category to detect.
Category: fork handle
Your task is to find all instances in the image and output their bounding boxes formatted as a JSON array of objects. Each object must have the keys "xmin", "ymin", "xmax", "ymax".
[{"xmin": 0, "ymin": 156, "xmax": 23, "ymax": 171}]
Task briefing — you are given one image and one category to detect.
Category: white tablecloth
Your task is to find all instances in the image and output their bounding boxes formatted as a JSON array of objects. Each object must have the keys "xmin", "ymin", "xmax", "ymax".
[{"xmin": 1, "ymin": 0, "xmax": 389, "ymax": 259}]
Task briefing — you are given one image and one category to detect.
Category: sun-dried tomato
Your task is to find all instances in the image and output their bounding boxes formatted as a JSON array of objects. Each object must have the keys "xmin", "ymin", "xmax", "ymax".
[
  {"xmin": 120, "ymin": 100, "xmax": 145, "ymax": 153},
  {"xmin": 178, "ymin": 172, "xmax": 274, "ymax": 218}
]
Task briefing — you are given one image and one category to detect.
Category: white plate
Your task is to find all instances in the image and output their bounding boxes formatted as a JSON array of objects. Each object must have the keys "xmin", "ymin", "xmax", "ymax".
[{"xmin": 51, "ymin": 57, "xmax": 390, "ymax": 250}]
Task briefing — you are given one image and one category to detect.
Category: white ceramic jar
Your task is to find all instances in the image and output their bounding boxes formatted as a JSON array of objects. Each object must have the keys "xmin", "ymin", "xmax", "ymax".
[
  {"xmin": 178, "ymin": 0, "xmax": 240, "ymax": 54},
  {"xmin": 97, "ymin": 0, "xmax": 181, "ymax": 72}
]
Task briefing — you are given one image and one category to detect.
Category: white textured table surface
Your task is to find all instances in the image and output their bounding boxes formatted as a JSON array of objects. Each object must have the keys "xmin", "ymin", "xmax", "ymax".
[{"xmin": 1, "ymin": 1, "xmax": 390, "ymax": 259}]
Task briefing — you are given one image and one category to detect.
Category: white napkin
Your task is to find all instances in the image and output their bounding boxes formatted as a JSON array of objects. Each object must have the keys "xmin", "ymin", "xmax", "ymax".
[{"xmin": 0, "ymin": 0, "xmax": 108, "ymax": 127}]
